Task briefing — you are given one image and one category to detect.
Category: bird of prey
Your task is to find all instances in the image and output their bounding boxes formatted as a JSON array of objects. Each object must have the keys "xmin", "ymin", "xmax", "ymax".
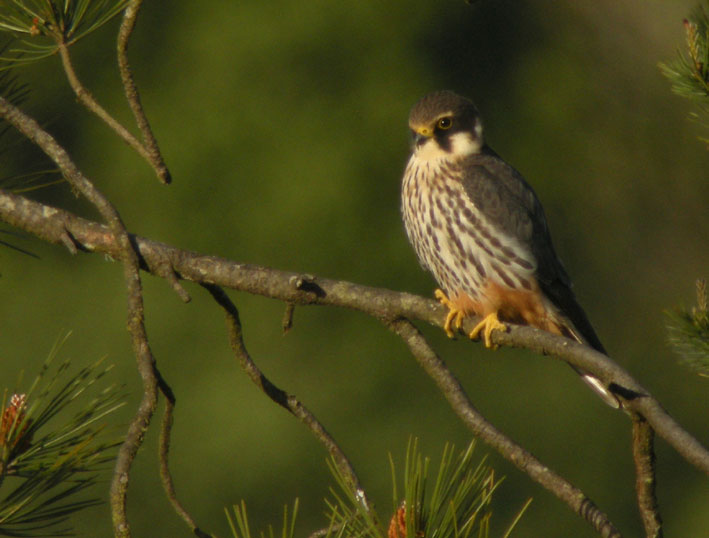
[{"xmin": 401, "ymin": 90, "xmax": 618, "ymax": 407}]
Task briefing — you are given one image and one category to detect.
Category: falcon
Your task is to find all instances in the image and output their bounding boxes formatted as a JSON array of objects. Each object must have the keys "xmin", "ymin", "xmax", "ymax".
[{"xmin": 401, "ymin": 90, "xmax": 618, "ymax": 407}]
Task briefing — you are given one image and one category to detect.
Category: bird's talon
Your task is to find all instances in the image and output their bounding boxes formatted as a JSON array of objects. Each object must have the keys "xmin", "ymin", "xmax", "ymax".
[
  {"xmin": 443, "ymin": 312, "xmax": 456, "ymax": 338},
  {"xmin": 435, "ymin": 288, "xmax": 462, "ymax": 338},
  {"xmin": 469, "ymin": 312, "xmax": 507, "ymax": 349},
  {"xmin": 434, "ymin": 288, "xmax": 450, "ymax": 306},
  {"xmin": 453, "ymin": 311, "xmax": 465, "ymax": 330}
]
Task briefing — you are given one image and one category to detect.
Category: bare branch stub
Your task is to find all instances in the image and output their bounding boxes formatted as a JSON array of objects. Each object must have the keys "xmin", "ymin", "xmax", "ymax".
[
  {"xmin": 282, "ymin": 302, "xmax": 296, "ymax": 334},
  {"xmin": 152, "ymin": 256, "xmax": 191, "ymax": 303}
]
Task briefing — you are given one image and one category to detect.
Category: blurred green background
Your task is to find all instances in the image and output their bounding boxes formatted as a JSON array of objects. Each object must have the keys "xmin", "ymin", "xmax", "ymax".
[{"xmin": 1, "ymin": 0, "xmax": 708, "ymax": 536}]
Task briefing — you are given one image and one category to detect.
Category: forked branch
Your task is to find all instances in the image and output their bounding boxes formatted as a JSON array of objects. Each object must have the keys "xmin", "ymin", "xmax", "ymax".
[
  {"xmin": 385, "ymin": 317, "xmax": 621, "ymax": 537},
  {"xmin": 0, "ymin": 98, "xmax": 706, "ymax": 536},
  {"xmin": 116, "ymin": 0, "xmax": 171, "ymax": 184},
  {"xmin": 0, "ymin": 186, "xmax": 707, "ymax": 481},
  {"xmin": 0, "ymin": 97, "xmax": 160, "ymax": 538},
  {"xmin": 4, "ymin": 185, "xmax": 709, "ymax": 536}
]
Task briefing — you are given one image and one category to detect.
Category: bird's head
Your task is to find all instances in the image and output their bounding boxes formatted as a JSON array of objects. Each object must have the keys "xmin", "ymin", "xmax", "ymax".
[{"xmin": 408, "ymin": 90, "xmax": 483, "ymax": 160}]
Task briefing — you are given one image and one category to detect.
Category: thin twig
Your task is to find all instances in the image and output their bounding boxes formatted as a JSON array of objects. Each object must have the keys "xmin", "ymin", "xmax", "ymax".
[
  {"xmin": 385, "ymin": 317, "xmax": 621, "ymax": 538},
  {"xmin": 203, "ymin": 283, "xmax": 375, "ymax": 519},
  {"xmin": 153, "ymin": 257, "xmax": 192, "ymax": 302},
  {"xmin": 282, "ymin": 302, "xmax": 296, "ymax": 334},
  {"xmin": 0, "ymin": 99, "xmax": 159, "ymax": 538},
  {"xmin": 116, "ymin": 0, "xmax": 171, "ymax": 184},
  {"xmin": 111, "ymin": 257, "xmax": 158, "ymax": 538},
  {"xmin": 57, "ymin": 42, "xmax": 167, "ymax": 183},
  {"xmin": 1, "ymin": 189, "xmax": 708, "ymax": 481},
  {"xmin": 631, "ymin": 415, "xmax": 663, "ymax": 538},
  {"xmin": 157, "ymin": 375, "xmax": 213, "ymax": 538}
]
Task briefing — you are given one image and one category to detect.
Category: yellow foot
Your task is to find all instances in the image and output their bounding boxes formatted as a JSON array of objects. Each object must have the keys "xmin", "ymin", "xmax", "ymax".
[
  {"xmin": 468, "ymin": 312, "xmax": 507, "ymax": 349},
  {"xmin": 434, "ymin": 288, "xmax": 465, "ymax": 338}
]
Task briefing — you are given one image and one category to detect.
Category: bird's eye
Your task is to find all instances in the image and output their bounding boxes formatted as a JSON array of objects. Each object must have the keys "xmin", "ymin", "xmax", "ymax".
[{"xmin": 437, "ymin": 117, "xmax": 453, "ymax": 130}]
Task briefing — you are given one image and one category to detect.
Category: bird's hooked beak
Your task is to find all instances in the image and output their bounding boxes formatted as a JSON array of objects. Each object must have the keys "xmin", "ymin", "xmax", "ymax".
[{"xmin": 411, "ymin": 125, "xmax": 433, "ymax": 147}]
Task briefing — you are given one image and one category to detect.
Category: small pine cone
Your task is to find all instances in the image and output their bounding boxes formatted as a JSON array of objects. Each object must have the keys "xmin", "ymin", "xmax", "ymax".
[
  {"xmin": 388, "ymin": 502, "xmax": 407, "ymax": 538},
  {"xmin": 1, "ymin": 394, "xmax": 32, "ymax": 452}
]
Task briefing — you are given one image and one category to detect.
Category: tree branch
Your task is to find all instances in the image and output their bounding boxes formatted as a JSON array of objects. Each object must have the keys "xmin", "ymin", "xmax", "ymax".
[
  {"xmin": 0, "ymin": 99, "xmax": 159, "ymax": 538},
  {"xmin": 157, "ymin": 377, "xmax": 213, "ymax": 538},
  {"xmin": 0, "ymin": 188, "xmax": 707, "ymax": 482},
  {"xmin": 203, "ymin": 284, "xmax": 375, "ymax": 520},
  {"xmin": 116, "ymin": 0, "xmax": 171, "ymax": 184},
  {"xmin": 384, "ymin": 317, "xmax": 621, "ymax": 537},
  {"xmin": 631, "ymin": 415, "xmax": 663, "ymax": 538},
  {"xmin": 490, "ymin": 327, "xmax": 709, "ymax": 477},
  {"xmin": 57, "ymin": 42, "xmax": 169, "ymax": 184},
  {"xmin": 2, "ymin": 187, "xmax": 709, "ymax": 536}
]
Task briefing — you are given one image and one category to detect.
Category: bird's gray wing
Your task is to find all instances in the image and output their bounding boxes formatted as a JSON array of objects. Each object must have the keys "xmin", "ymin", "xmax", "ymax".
[{"xmin": 459, "ymin": 150, "xmax": 606, "ymax": 353}]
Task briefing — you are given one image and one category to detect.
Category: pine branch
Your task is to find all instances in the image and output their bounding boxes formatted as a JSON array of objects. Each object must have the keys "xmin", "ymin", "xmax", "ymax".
[
  {"xmin": 0, "ymin": 335, "xmax": 124, "ymax": 536},
  {"xmin": 0, "ymin": 2, "xmax": 171, "ymax": 183},
  {"xmin": 666, "ymin": 278, "xmax": 709, "ymax": 376},
  {"xmin": 325, "ymin": 439, "xmax": 522, "ymax": 538},
  {"xmin": 0, "ymin": 0, "xmax": 129, "ymax": 64},
  {"xmin": 156, "ymin": 376, "xmax": 212, "ymax": 538},
  {"xmin": 226, "ymin": 499, "xmax": 299, "ymax": 538},
  {"xmin": 385, "ymin": 318, "xmax": 620, "ymax": 538},
  {"xmin": 0, "ymin": 189, "xmax": 700, "ymax": 538},
  {"xmin": 116, "ymin": 0, "xmax": 171, "ymax": 184},
  {"xmin": 659, "ymin": 2, "xmax": 709, "ymax": 145}
]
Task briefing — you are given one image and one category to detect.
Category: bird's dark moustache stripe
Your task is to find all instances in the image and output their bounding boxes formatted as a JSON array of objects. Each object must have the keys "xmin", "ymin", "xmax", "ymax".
[{"xmin": 435, "ymin": 132, "xmax": 452, "ymax": 152}]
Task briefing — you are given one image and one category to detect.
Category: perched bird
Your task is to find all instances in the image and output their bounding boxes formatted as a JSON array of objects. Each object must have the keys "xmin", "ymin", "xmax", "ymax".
[{"xmin": 401, "ymin": 90, "xmax": 618, "ymax": 407}]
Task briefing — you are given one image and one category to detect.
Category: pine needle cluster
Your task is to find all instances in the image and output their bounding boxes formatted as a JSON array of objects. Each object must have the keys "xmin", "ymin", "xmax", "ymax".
[
  {"xmin": 666, "ymin": 279, "xmax": 709, "ymax": 377},
  {"xmin": 659, "ymin": 2, "xmax": 709, "ymax": 145},
  {"xmin": 0, "ymin": 0, "xmax": 128, "ymax": 63},
  {"xmin": 224, "ymin": 440, "xmax": 529, "ymax": 538},
  {"xmin": 226, "ymin": 499, "xmax": 299, "ymax": 538},
  {"xmin": 325, "ymin": 439, "xmax": 529, "ymax": 538},
  {"xmin": 0, "ymin": 334, "xmax": 125, "ymax": 536}
]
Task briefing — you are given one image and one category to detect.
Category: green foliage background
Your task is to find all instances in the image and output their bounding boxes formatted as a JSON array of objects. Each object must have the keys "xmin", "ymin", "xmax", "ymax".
[{"xmin": 1, "ymin": 0, "xmax": 708, "ymax": 536}]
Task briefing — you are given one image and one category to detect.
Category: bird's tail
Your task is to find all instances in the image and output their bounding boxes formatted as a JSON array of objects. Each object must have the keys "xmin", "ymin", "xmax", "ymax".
[
  {"xmin": 569, "ymin": 363, "xmax": 619, "ymax": 408},
  {"xmin": 537, "ymin": 280, "xmax": 620, "ymax": 407},
  {"xmin": 560, "ymin": 317, "xmax": 620, "ymax": 408}
]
